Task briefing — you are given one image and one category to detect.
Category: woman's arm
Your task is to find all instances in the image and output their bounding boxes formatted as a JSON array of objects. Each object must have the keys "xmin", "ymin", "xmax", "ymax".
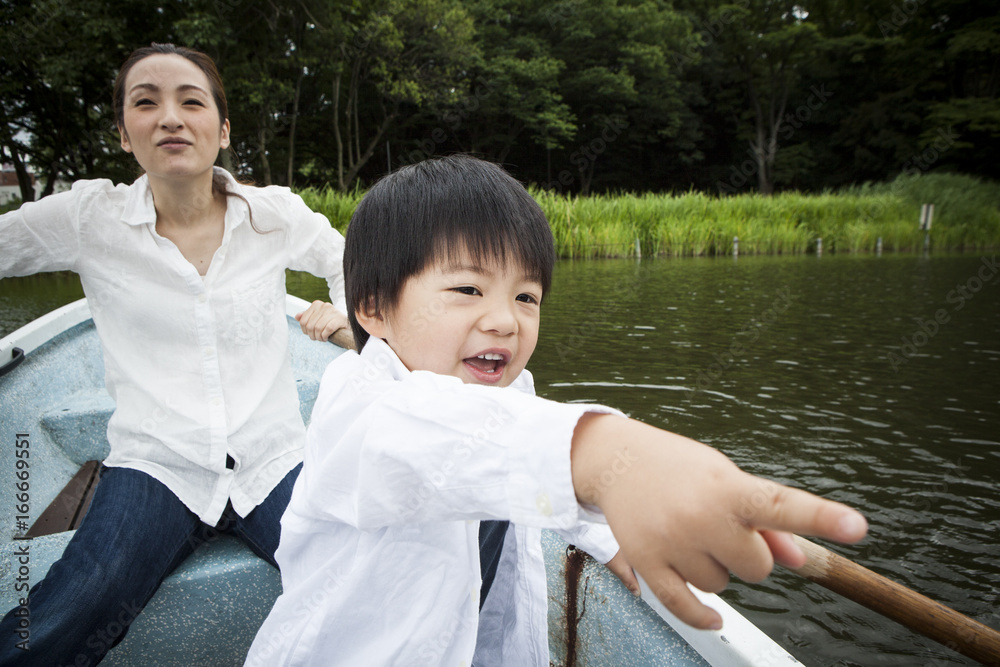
[
  {"xmin": 279, "ymin": 190, "xmax": 349, "ymax": 341},
  {"xmin": 281, "ymin": 191, "xmax": 347, "ymax": 310},
  {"xmin": 0, "ymin": 184, "xmax": 92, "ymax": 277}
]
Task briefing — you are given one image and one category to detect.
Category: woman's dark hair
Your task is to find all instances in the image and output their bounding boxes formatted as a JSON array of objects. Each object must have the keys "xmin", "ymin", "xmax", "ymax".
[
  {"xmin": 113, "ymin": 43, "xmax": 264, "ymax": 230},
  {"xmin": 345, "ymin": 154, "xmax": 555, "ymax": 350}
]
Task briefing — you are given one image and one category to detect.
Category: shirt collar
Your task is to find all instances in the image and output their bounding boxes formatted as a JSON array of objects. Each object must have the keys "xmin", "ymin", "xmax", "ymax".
[
  {"xmin": 119, "ymin": 167, "xmax": 249, "ymax": 231},
  {"xmin": 359, "ymin": 337, "xmax": 413, "ymax": 382},
  {"xmin": 359, "ymin": 336, "xmax": 535, "ymax": 394},
  {"xmin": 120, "ymin": 173, "xmax": 156, "ymax": 226}
]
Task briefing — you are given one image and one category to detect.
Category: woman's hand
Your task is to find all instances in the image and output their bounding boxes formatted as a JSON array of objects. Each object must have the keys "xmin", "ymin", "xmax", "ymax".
[{"xmin": 296, "ymin": 301, "xmax": 349, "ymax": 342}]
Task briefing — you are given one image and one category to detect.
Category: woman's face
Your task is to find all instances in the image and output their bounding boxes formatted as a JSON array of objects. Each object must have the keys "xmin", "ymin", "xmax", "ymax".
[{"xmin": 119, "ymin": 53, "xmax": 230, "ymax": 184}]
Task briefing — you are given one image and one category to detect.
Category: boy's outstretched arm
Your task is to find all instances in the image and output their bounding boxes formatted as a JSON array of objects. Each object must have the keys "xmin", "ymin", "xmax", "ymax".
[{"xmin": 570, "ymin": 413, "xmax": 868, "ymax": 631}]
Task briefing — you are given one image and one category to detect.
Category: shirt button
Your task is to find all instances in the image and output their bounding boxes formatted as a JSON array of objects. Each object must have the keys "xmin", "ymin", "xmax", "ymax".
[
  {"xmin": 536, "ymin": 493, "xmax": 552, "ymax": 516},
  {"xmin": 203, "ymin": 347, "xmax": 213, "ymax": 357},
  {"xmin": 198, "ymin": 294, "xmax": 207, "ymax": 304},
  {"xmin": 211, "ymin": 398, "xmax": 223, "ymax": 407}
]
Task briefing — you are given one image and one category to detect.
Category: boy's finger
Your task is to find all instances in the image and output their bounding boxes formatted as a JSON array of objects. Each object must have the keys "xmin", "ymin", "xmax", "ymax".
[
  {"xmin": 604, "ymin": 553, "xmax": 640, "ymax": 596},
  {"xmin": 748, "ymin": 484, "xmax": 867, "ymax": 544},
  {"xmin": 760, "ymin": 529, "xmax": 807, "ymax": 569},
  {"xmin": 636, "ymin": 567, "xmax": 723, "ymax": 631},
  {"xmin": 715, "ymin": 530, "xmax": 775, "ymax": 584}
]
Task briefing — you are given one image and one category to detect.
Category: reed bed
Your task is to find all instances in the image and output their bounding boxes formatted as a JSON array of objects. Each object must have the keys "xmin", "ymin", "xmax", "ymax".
[
  {"xmin": 297, "ymin": 185, "xmax": 364, "ymax": 234},
  {"xmin": 297, "ymin": 173, "xmax": 1000, "ymax": 258}
]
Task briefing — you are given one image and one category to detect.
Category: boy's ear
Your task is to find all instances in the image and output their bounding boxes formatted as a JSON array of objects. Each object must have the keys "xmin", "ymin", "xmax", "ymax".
[{"xmin": 354, "ymin": 300, "xmax": 387, "ymax": 339}]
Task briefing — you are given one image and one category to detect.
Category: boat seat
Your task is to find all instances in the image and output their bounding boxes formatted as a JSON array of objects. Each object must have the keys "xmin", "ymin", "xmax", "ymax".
[
  {"xmin": 25, "ymin": 460, "xmax": 101, "ymax": 538},
  {"xmin": 0, "ymin": 531, "xmax": 281, "ymax": 666},
  {"xmin": 39, "ymin": 389, "xmax": 114, "ymax": 465}
]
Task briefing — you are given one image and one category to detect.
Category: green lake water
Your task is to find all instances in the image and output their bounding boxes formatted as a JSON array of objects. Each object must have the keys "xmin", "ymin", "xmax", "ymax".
[{"xmin": 2, "ymin": 252, "xmax": 998, "ymax": 666}]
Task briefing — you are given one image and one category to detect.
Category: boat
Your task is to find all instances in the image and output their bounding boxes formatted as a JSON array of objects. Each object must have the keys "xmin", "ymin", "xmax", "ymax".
[{"xmin": 0, "ymin": 296, "xmax": 799, "ymax": 665}]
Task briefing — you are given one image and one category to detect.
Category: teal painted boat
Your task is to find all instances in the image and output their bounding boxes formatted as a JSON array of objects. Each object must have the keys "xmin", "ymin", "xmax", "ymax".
[{"xmin": 0, "ymin": 296, "xmax": 800, "ymax": 665}]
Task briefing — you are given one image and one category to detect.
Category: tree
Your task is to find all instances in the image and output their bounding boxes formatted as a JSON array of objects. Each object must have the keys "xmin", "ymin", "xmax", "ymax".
[
  {"xmin": 922, "ymin": 12, "xmax": 1000, "ymax": 179},
  {"xmin": 703, "ymin": 0, "xmax": 826, "ymax": 195},
  {"xmin": 316, "ymin": 0, "xmax": 478, "ymax": 190},
  {"xmin": 0, "ymin": 0, "xmax": 151, "ymax": 196}
]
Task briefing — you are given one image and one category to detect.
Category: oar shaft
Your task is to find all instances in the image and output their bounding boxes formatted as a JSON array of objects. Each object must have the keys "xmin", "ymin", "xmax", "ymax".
[
  {"xmin": 329, "ymin": 327, "xmax": 356, "ymax": 351},
  {"xmin": 790, "ymin": 535, "xmax": 1000, "ymax": 665}
]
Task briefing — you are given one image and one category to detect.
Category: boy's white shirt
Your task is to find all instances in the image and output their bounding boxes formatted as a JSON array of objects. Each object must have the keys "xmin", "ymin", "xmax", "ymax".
[{"xmin": 246, "ymin": 337, "xmax": 622, "ymax": 666}]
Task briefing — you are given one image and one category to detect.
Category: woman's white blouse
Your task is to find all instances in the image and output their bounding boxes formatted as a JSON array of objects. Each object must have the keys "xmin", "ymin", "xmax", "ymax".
[
  {"xmin": 246, "ymin": 337, "xmax": 621, "ymax": 666},
  {"xmin": 0, "ymin": 169, "xmax": 346, "ymax": 524}
]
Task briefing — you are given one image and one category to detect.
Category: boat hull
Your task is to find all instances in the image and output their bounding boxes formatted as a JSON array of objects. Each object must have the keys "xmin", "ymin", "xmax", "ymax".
[{"xmin": 0, "ymin": 297, "xmax": 797, "ymax": 665}]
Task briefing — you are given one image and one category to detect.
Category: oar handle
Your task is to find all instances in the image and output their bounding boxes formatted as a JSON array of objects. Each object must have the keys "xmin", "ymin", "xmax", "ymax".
[
  {"xmin": 789, "ymin": 535, "xmax": 1000, "ymax": 665},
  {"xmin": 328, "ymin": 327, "xmax": 357, "ymax": 351}
]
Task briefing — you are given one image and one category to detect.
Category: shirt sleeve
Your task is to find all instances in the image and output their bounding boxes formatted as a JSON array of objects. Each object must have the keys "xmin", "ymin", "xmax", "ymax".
[
  {"xmin": 0, "ymin": 182, "xmax": 92, "ymax": 277},
  {"xmin": 299, "ymin": 360, "xmax": 623, "ymax": 532},
  {"xmin": 282, "ymin": 191, "xmax": 347, "ymax": 313},
  {"xmin": 552, "ymin": 523, "xmax": 620, "ymax": 564}
]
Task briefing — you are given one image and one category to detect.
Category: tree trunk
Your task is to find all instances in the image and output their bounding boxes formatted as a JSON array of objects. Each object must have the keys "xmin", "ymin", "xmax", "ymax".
[
  {"xmin": 259, "ymin": 123, "xmax": 272, "ymax": 185},
  {"xmin": 1, "ymin": 112, "xmax": 36, "ymax": 201},
  {"xmin": 744, "ymin": 58, "xmax": 791, "ymax": 197},
  {"xmin": 332, "ymin": 70, "xmax": 345, "ymax": 191},
  {"xmin": 286, "ymin": 67, "xmax": 304, "ymax": 187},
  {"xmin": 10, "ymin": 147, "xmax": 35, "ymax": 202},
  {"xmin": 342, "ymin": 109, "xmax": 399, "ymax": 189}
]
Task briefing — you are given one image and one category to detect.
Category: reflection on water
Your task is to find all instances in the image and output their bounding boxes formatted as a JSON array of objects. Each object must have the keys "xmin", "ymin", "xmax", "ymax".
[
  {"xmin": 3, "ymin": 254, "xmax": 998, "ymax": 665},
  {"xmin": 0, "ymin": 272, "xmax": 85, "ymax": 338}
]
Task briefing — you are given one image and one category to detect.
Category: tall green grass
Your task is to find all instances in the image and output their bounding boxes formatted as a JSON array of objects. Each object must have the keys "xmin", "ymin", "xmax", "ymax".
[
  {"xmin": 297, "ymin": 185, "xmax": 364, "ymax": 234},
  {"xmin": 298, "ymin": 173, "xmax": 1000, "ymax": 258}
]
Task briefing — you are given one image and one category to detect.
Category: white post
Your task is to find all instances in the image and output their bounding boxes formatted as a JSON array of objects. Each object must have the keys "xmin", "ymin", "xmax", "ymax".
[
  {"xmin": 920, "ymin": 204, "xmax": 934, "ymax": 252},
  {"xmin": 634, "ymin": 237, "xmax": 642, "ymax": 259},
  {"xmin": 816, "ymin": 237, "xmax": 823, "ymax": 257},
  {"xmin": 733, "ymin": 236, "xmax": 739, "ymax": 258}
]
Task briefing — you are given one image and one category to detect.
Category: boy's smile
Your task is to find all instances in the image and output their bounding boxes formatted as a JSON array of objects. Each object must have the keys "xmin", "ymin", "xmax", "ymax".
[{"xmin": 357, "ymin": 248, "xmax": 542, "ymax": 387}]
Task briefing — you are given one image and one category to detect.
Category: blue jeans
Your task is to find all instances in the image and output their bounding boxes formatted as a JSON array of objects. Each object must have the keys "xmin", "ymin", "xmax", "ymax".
[{"xmin": 0, "ymin": 463, "xmax": 301, "ymax": 666}]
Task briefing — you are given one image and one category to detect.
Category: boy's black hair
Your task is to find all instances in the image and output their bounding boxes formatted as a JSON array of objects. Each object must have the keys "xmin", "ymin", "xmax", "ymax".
[{"xmin": 345, "ymin": 155, "xmax": 555, "ymax": 350}]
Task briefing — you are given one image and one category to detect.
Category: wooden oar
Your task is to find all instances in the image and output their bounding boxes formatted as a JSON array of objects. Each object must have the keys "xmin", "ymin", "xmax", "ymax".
[
  {"xmin": 329, "ymin": 327, "xmax": 357, "ymax": 350},
  {"xmin": 788, "ymin": 535, "xmax": 1000, "ymax": 665}
]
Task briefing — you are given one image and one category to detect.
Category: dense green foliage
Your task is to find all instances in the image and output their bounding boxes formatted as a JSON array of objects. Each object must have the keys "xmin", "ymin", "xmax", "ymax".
[
  {"xmin": 1, "ymin": 0, "xmax": 997, "ymax": 201},
  {"xmin": 301, "ymin": 172, "xmax": 1000, "ymax": 256}
]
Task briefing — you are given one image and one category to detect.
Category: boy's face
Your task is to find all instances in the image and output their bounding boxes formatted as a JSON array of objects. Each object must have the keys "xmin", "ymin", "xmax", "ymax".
[{"xmin": 358, "ymin": 247, "xmax": 542, "ymax": 387}]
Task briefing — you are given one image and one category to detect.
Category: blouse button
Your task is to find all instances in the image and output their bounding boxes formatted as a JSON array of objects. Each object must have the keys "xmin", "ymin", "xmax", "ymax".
[{"xmin": 535, "ymin": 493, "xmax": 552, "ymax": 516}]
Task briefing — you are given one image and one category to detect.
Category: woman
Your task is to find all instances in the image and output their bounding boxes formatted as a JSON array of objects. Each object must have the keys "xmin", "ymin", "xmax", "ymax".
[{"xmin": 0, "ymin": 43, "xmax": 346, "ymax": 664}]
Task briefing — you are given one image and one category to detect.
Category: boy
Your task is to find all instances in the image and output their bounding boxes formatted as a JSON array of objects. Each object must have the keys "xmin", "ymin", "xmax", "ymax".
[{"xmin": 246, "ymin": 156, "xmax": 867, "ymax": 665}]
